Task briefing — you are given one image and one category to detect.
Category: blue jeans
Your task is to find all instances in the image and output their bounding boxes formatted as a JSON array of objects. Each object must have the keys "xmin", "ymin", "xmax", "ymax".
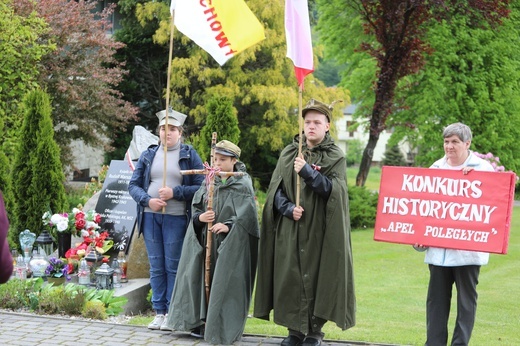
[{"xmin": 142, "ymin": 212, "xmax": 187, "ymax": 314}]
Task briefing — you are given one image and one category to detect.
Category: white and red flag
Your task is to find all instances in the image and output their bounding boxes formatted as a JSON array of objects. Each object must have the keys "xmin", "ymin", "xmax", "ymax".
[
  {"xmin": 173, "ymin": 0, "xmax": 265, "ymax": 65},
  {"xmin": 285, "ymin": 0, "xmax": 314, "ymax": 86}
]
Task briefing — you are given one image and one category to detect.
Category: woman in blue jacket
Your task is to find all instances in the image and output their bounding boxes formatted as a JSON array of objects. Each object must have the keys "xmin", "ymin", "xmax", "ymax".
[{"xmin": 128, "ymin": 108, "xmax": 203, "ymax": 331}]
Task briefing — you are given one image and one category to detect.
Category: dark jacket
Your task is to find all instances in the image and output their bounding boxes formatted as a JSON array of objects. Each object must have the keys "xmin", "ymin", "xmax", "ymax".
[
  {"xmin": 254, "ymin": 133, "xmax": 356, "ymax": 332},
  {"xmin": 128, "ymin": 143, "xmax": 204, "ymax": 236}
]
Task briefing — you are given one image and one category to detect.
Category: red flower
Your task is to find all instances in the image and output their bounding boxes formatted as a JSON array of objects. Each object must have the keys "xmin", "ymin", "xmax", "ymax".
[
  {"xmin": 75, "ymin": 218, "xmax": 86, "ymax": 230},
  {"xmin": 75, "ymin": 211, "xmax": 85, "ymax": 220}
]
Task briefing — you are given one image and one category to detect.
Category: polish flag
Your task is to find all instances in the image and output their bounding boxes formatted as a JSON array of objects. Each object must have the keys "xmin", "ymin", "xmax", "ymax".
[{"xmin": 285, "ymin": 0, "xmax": 314, "ymax": 86}]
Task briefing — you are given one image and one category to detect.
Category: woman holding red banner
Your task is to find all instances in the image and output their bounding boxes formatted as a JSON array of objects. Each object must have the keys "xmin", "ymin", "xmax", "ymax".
[{"xmin": 415, "ymin": 122, "xmax": 494, "ymax": 346}]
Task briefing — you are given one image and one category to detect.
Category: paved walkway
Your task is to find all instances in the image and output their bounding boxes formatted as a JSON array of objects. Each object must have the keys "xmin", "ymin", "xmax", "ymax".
[{"xmin": 0, "ymin": 311, "xmax": 398, "ymax": 346}]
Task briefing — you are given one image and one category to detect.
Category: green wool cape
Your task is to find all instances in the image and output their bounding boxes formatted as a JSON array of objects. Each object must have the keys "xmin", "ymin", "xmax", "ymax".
[
  {"xmin": 165, "ymin": 162, "xmax": 259, "ymax": 345},
  {"xmin": 253, "ymin": 133, "xmax": 356, "ymax": 333}
]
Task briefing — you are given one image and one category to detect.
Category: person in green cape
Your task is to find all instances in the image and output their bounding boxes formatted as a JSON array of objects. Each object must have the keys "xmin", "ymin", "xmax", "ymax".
[
  {"xmin": 164, "ymin": 140, "xmax": 259, "ymax": 345},
  {"xmin": 253, "ymin": 99, "xmax": 356, "ymax": 346}
]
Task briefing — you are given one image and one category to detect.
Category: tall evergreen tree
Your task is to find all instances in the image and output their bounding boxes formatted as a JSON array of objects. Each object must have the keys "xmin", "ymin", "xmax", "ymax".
[
  {"xmin": 381, "ymin": 145, "xmax": 406, "ymax": 167},
  {"xmin": 196, "ymin": 96, "xmax": 240, "ymax": 162},
  {"xmin": 0, "ymin": 0, "xmax": 51, "ymax": 175},
  {"xmin": 0, "ymin": 118, "xmax": 10, "ymax": 201},
  {"xmin": 10, "ymin": 89, "xmax": 67, "ymax": 246}
]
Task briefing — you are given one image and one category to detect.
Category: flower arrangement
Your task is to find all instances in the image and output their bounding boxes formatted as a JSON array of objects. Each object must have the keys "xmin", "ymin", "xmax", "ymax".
[
  {"xmin": 65, "ymin": 228, "xmax": 113, "ymax": 266},
  {"xmin": 42, "ymin": 207, "xmax": 102, "ymax": 240},
  {"xmin": 45, "ymin": 256, "xmax": 71, "ymax": 278}
]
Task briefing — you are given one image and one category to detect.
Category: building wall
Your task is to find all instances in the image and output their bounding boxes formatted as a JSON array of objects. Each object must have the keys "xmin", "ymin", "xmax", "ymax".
[
  {"xmin": 68, "ymin": 140, "xmax": 105, "ymax": 182},
  {"xmin": 334, "ymin": 104, "xmax": 413, "ymax": 165}
]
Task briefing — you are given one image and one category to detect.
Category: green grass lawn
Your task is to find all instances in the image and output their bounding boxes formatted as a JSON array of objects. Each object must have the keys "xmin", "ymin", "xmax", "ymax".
[
  {"xmin": 347, "ymin": 165, "xmax": 381, "ymax": 192},
  {"xmin": 243, "ymin": 207, "xmax": 520, "ymax": 345},
  {"xmin": 133, "ymin": 167, "xmax": 518, "ymax": 345}
]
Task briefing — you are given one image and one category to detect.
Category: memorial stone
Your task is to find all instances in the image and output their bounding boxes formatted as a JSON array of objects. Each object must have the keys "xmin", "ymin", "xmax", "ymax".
[
  {"xmin": 95, "ymin": 160, "xmax": 136, "ymax": 254},
  {"xmin": 94, "ymin": 160, "xmax": 149, "ymax": 278}
]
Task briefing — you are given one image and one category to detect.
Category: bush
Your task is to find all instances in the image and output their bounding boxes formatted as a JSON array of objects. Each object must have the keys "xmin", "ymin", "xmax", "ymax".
[
  {"xmin": 348, "ymin": 185, "xmax": 379, "ymax": 229},
  {"xmin": 82, "ymin": 300, "xmax": 107, "ymax": 320},
  {"xmin": 37, "ymin": 284, "xmax": 85, "ymax": 315},
  {"xmin": 0, "ymin": 278, "xmax": 127, "ymax": 320},
  {"xmin": 0, "ymin": 278, "xmax": 30, "ymax": 309}
]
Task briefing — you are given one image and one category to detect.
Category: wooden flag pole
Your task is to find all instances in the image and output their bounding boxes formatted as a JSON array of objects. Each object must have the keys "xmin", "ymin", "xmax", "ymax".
[
  {"xmin": 296, "ymin": 83, "xmax": 303, "ymax": 207},
  {"xmin": 162, "ymin": 12, "xmax": 176, "ymax": 213}
]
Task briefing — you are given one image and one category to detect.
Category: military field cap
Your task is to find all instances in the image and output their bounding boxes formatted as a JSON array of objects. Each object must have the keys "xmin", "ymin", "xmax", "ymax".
[
  {"xmin": 156, "ymin": 107, "xmax": 187, "ymax": 127},
  {"xmin": 302, "ymin": 99, "xmax": 342, "ymax": 122},
  {"xmin": 215, "ymin": 140, "xmax": 241, "ymax": 159}
]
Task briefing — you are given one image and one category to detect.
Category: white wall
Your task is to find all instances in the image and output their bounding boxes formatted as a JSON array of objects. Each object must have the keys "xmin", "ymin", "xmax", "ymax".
[{"xmin": 334, "ymin": 104, "xmax": 391, "ymax": 162}]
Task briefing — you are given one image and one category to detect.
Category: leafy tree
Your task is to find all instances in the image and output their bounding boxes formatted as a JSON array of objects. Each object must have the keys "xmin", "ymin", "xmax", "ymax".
[
  {"xmin": 107, "ymin": 0, "xmax": 174, "ymax": 164},
  {"xmin": 10, "ymin": 89, "xmax": 67, "ymax": 248},
  {"xmin": 314, "ymin": 58, "xmax": 346, "ymax": 87},
  {"xmin": 392, "ymin": 4, "xmax": 520, "ymax": 174},
  {"xmin": 117, "ymin": 0, "xmax": 349, "ymax": 189},
  {"xmin": 317, "ymin": 0, "xmax": 510, "ymax": 186},
  {"xmin": 13, "ymin": 0, "xmax": 139, "ymax": 170},
  {"xmin": 381, "ymin": 145, "xmax": 406, "ymax": 167},
  {"xmin": 0, "ymin": 0, "xmax": 52, "ymax": 175},
  {"xmin": 345, "ymin": 139, "xmax": 364, "ymax": 166},
  {"xmin": 196, "ymin": 96, "xmax": 240, "ymax": 162}
]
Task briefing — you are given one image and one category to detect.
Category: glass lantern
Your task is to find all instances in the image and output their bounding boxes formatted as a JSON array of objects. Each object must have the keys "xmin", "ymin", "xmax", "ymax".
[
  {"xmin": 35, "ymin": 230, "xmax": 54, "ymax": 258},
  {"xmin": 95, "ymin": 263, "xmax": 114, "ymax": 290},
  {"xmin": 29, "ymin": 250, "xmax": 49, "ymax": 278},
  {"xmin": 77, "ymin": 258, "xmax": 91, "ymax": 286}
]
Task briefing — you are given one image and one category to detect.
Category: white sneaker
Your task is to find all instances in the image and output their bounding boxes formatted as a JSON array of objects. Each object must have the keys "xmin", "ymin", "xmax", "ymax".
[
  {"xmin": 160, "ymin": 314, "xmax": 172, "ymax": 331},
  {"xmin": 148, "ymin": 314, "xmax": 165, "ymax": 330}
]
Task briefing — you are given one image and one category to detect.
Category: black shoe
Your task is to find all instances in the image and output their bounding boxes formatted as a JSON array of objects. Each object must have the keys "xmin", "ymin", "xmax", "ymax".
[
  {"xmin": 190, "ymin": 325, "xmax": 205, "ymax": 338},
  {"xmin": 301, "ymin": 337, "xmax": 321, "ymax": 346},
  {"xmin": 281, "ymin": 335, "xmax": 303, "ymax": 346}
]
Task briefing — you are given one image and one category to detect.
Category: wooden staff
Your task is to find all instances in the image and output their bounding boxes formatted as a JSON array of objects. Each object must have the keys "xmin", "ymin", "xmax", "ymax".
[
  {"xmin": 296, "ymin": 84, "xmax": 303, "ymax": 207},
  {"xmin": 181, "ymin": 169, "xmax": 245, "ymax": 178},
  {"xmin": 180, "ymin": 132, "xmax": 240, "ymax": 304},
  {"xmin": 204, "ymin": 132, "xmax": 218, "ymax": 303}
]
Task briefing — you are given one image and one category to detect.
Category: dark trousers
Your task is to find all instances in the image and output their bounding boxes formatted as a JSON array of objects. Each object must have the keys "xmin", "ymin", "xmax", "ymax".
[{"xmin": 425, "ymin": 264, "xmax": 480, "ymax": 346}]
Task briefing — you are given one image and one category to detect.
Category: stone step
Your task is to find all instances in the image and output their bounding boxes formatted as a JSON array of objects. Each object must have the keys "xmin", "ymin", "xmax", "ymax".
[{"xmin": 113, "ymin": 278, "xmax": 151, "ymax": 315}]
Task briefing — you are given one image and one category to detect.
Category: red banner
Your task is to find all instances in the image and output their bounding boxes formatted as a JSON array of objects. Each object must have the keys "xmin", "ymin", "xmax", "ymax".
[{"xmin": 374, "ymin": 166, "xmax": 515, "ymax": 254}]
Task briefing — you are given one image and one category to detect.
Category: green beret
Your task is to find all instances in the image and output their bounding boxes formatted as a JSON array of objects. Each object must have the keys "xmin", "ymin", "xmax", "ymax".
[
  {"xmin": 302, "ymin": 99, "xmax": 342, "ymax": 122},
  {"xmin": 215, "ymin": 140, "xmax": 241, "ymax": 159}
]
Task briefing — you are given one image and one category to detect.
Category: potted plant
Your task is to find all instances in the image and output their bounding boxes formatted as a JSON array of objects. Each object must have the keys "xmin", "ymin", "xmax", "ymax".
[{"xmin": 45, "ymin": 256, "xmax": 70, "ymax": 285}]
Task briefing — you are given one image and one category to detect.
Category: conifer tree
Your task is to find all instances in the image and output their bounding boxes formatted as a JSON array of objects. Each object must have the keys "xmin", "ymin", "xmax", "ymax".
[
  {"xmin": 0, "ymin": 118, "xmax": 10, "ymax": 199},
  {"xmin": 381, "ymin": 145, "xmax": 406, "ymax": 167},
  {"xmin": 196, "ymin": 96, "xmax": 240, "ymax": 162},
  {"xmin": 10, "ymin": 89, "xmax": 67, "ymax": 245}
]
